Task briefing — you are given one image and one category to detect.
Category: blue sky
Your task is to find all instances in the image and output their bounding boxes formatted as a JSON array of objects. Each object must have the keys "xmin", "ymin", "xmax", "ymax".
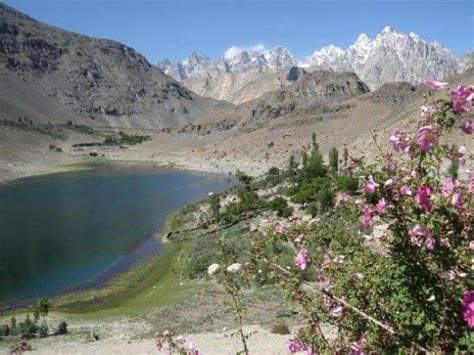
[{"xmin": 3, "ymin": 0, "xmax": 474, "ymax": 63}]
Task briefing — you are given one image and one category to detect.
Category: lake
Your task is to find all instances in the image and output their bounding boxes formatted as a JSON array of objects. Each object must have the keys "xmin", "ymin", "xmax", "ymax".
[{"xmin": 0, "ymin": 164, "xmax": 231, "ymax": 303}]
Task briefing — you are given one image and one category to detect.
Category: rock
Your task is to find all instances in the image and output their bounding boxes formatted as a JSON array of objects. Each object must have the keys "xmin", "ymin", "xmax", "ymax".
[
  {"xmin": 207, "ymin": 263, "xmax": 220, "ymax": 276},
  {"xmin": 226, "ymin": 263, "xmax": 242, "ymax": 273}
]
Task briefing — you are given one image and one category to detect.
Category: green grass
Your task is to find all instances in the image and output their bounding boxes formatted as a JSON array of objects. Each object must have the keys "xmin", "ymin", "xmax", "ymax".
[
  {"xmin": 0, "ymin": 120, "xmax": 66, "ymax": 139},
  {"xmin": 51, "ymin": 242, "xmax": 202, "ymax": 320}
]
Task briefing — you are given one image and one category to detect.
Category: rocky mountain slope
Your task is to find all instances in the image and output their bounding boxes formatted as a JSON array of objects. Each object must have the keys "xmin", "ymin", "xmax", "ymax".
[
  {"xmin": 307, "ymin": 26, "xmax": 465, "ymax": 89},
  {"xmin": 0, "ymin": 3, "xmax": 225, "ymax": 129},
  {"xmin": 159, "ymin": 27, "xmax": 468, "ymax": 102}
]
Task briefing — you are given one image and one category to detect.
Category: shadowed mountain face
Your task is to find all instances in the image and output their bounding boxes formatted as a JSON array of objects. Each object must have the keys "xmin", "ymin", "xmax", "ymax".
[{"xmin": 0, "ymin": 3, "xmax": 225, "ymax": 128}]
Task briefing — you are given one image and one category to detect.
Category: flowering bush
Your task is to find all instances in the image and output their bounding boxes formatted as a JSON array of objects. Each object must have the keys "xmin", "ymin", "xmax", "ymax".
[
  {"xmin": 247, "ymin": 82, "xmax": 473, "ymax": 352},
  {"xmin": 155, "ymin": 330, "xmax": 201, "ymax": 355}
]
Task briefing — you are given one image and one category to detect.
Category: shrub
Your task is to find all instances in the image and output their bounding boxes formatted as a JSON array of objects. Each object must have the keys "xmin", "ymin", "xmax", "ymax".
[
  {"xmin": 317, "ymin": 187, "xmax": 334, "ymax": 212},
  {"xmin": 271, "ymin": 322, "xmax": 290, "ymax": 335},
  {"xmin": 38, "ymin": 322, "xmax": 48, "ymax": 338},
  {"xmin": 0, "ymin": 324, "xmax": 10, "ymax": 336},
  {"xmin": 269, "ymin": 197, "xmax": 293, "ymax": 218},
  {"xmin": 336, "ymin": 174, "xmax": 359, "ymax": 193},
  {"xmin": 305, "ymin": 201, "xmax": 319, "ymax": 217},
  {"xmin": 18, "ymin": 315, "xmax": 37, "ymax": 338},
  {"xmin": 245, "ymin": 83, "xmax": 474, "ymax": 352},
  {"xmin": 329, "ymin": 147, "xmax": 339, "ymax": 174},
  {"xmin": 225, "ymin": 191, "xmax": 265, "ymax": 217},
  {"xmin": 55, "ymin": 321, "xmax": 68, "ymax": 335},
  {"xmin": 209, "ymin": 193, "xmax": 220, "ymax": 221}
]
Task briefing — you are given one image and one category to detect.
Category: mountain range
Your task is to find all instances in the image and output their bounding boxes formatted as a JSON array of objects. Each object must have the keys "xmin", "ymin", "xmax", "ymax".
[
  {"xmin": 0, "ymin": 2, "xmax": 225, "ymax": 129},
  {"xmin": 0, "ymin": 2, "xmax": 472, "ymax": 182},
  {"xmin": 159, "ymin": 26, "xmax": 470, "ymax": 99}
]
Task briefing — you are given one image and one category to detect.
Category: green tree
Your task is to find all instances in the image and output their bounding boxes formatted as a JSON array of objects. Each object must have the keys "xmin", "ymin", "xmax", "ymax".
[
  {"xmin": 302, "ymin": 152, "xmax": 308, "ymax": 169},
  {"xmin": 288, "ymin": 155, "xmax": 296, "ymax": 175},
  {"xmin": 311, "ymin": 132, "xmax": 316, "ymax": 148},
  {"xmin": 329, "ymin": 147, "xmax": 339, "ymax": 174},
  {"xmin": 209, "ymin": 193, "xmax": 221, "ymax": 221},
  {"xmin": 343, "ymin": 146, "xmax": 349, "ymax": 166},
  {"xmin": 448, "ymin": 158, "xmax": 459, "ymax": 179}
]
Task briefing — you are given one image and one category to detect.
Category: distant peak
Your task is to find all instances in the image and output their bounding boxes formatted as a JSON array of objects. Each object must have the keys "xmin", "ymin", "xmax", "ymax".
[
  {"xmin": 382, "ymin": 26, "xmax": 394, "ymax": 34},
  {"xmin": 356, "ymin": 33, "xmax": 370, "ymax": 42}
]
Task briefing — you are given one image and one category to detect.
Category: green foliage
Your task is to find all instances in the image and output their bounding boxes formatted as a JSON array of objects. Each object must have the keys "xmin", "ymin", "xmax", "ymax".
[
  {"xmin": 329, "ymin": 147, "xmax": 339, "ymax": 174},
  {"xmin": 10, "ymin": 316, "xmax": 17, "ymax": 335},
  {"xmin": 302, "ymin": 152, "xmax": 308, "ymax": 169},
  {"xmin": 306, "ymin": 201, "xmax": 319, "ymax": 217},
  {"xmin": 343, "ymin": 146, "xmax": 349, "ymax": 165},
  {"xmin": 271, "ymin": 321, "xmax": 290, "ymax": 335},
  {"xmin": 336, "ymin": 174, "xmax": 359, "ymax": 193},
  {"xmin": 36, "ymin": 298, "xmax": 50, "ymax": 318},
  {"xmin": 269, "ymin": 197, "xmax": 293, "ymax": 218},
  {"xmin": 55, "ymin": 321, "xmax": 68, "ymax": 335},
  {"xmin": 245, "ymin": 91, "xmax": 473, "ymax": 352},
  {"xmin": 209, "ymin": 193, "xmax": 221, "ymax": 221},
  {"xmin": 18, "ymin": 315, "xmax": 38, "ymax": 338},
  {"xmin": 38, "ymin": 322, "xmax": 48, "ymax": 338},
  {"xmin": 224, "ymin": 191, "xmax": 265, "ymax": 217},
  {"xmin": 448, "ymin": 158, "xmax": 459, "ymax": 179},
  {"xmin": 291, "ymin": 177, "xmax": 331, "ymax": 204},
  {"xmin": 235, "ymin": 170, "xmax": 253, "ymax": 189},
  {"xmin": 0, "ymin": 324, "xmax": 10, "ymax": 336},
  {"xmin": 0, "ymin": 119, "xmax": 66, "ymax": 139},
  {"xmin": 288, "ymin": 155, "xmax": 296, "ymax": 175}
]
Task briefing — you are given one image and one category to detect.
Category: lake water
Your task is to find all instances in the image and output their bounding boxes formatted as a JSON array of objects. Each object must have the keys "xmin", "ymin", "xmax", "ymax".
[{"xmin": 0, "ymin": 164, "xmax": 231, "ymax": 303}]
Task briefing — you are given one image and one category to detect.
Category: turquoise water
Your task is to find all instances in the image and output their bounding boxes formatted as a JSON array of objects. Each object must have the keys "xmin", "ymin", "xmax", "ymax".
[{"xmin": 0, "ymin": 164, "xmax": 230, "ymax": 302}]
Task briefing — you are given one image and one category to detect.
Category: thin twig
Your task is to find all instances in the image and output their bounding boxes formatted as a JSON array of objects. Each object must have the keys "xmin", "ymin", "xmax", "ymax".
[{"xmin": 269, "ymin": 262, "xmax": 430, "ymax": 353}]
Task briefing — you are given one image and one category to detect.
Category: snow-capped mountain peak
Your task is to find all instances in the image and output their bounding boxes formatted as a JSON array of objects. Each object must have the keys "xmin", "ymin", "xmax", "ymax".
[
  {"xmin": 306, "ymin": 26, "xmax": 464, "ymax": 89},
  {"xmin": 158, "ymin": 26, "xmax": 467, "ymax": 89}
]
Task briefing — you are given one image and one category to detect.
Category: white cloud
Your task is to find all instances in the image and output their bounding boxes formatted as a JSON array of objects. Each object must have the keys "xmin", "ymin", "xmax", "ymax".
[{"xmin": 223, "ymin": 43, "xmax": 266, "ymax": 59}]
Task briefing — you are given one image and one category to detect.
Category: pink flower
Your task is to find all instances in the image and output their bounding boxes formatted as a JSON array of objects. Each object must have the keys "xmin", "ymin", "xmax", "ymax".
[
  {"xmin": 376, "ymin": 198, "xmax": 388, "ymax": 214},
  {"xmin": 422, "ymin": 80, "xmax": 448, "ymax": 90},
  {"xmin": 416, "ymin": 185, "xmax": 432, "ymax": 213},
  {"xmin": 349, "ymin": 335, "xmax": 367, "ymax": 355},
  {"xmin": 420, "ymin": 103, "xmax": 437, "ymax": 120},
  {"xmin": 341, "ymin": 155, "xmax": 358, "ymax": 171},
  {"xmin": 364, "ymin": 175, "xmax": 379, "ymax": 194},
  {"xmin": 336, "ymin": 192, "xmax": 351, "ymax": 206},
  {"xmin": 445, "ymin": 270, "xmax": 456, "ymax": 281},
  {"xmin": 273, "ymin": 223, "xmax": 288, "ymax": 234},
  {"xmin": 400, "ymin": 185, "xmax": 412, "ymax": 196},
  {"xmin": 462, "ymin": 290, "xmax": 474, "ymax": 329},
  {"xmin": 416, "ymin": 125, "xmax": 437, "ymax": 152},
  {"xmin": 175, "ymin": 335, "xmax": 186, "ymax": 346},
  {"xmin": 389, "ymin": 129, "xmax": 408, "ymax": 152},
  {"xmin": 362, "ymin": 204, "xmax": 372, "ymax": 231},
  {"xmin": 451, "ymin": 85, "xmax": 474, "ymax": 113},
  {"xmin": 384, "ymin": 178, "xmax": 395, "ymax": 187},
  {"xmin": 462, "ymin": 120, "xmax": 472, "ymax": 134},
  {"xmin": 440, "ymin": 238, "xmax": 451, "ymax": 247},
  {"xmin": 470, "ymin": 241, "xmax": 474, "ymax": 251},
  {"xmin": 409, "ymin": 225, "xmax": 435, "ymax": 250},
  {"xmin": 320, "ymin": 256, "xmax": 331, "ymax": 270},
  {"xmin": 442, "ymin": 177, "xmax": 458, "ymax": 197},
  {"xmin": 452, "ymin": 193, "xmax": 464, "ymax": 208},
  {"xmin": 288, "ymin": 338, "xmax": 303, "ymax": 353},
  {"xmin": 155, "ymin": 339, "xmax": 162, "ymax": 351},
  {"xmin": 316, "ymin": 273, "xmax": 328, "ymax": 283},
  {"xmin": 331, "ymin": 306, "xmax": 344, "ymax": 317},
  {"xmin": 295, "ymin": 247, "xmax": 309, "ymax": 270},
  {"xmin": 294, "ymin": 234, "xmax": 305, "ymax": 244}
]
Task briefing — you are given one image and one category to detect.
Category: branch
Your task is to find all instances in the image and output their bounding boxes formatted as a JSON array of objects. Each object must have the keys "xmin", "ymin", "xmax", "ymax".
[{"xmin": 269, "ymin": 262, "xmax": 429, "ymax": 353}]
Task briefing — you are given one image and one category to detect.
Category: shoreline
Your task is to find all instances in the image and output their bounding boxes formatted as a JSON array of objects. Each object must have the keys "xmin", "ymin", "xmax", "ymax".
[{"xmin": 0, "ymin": 156, "xmax": 243, "ymax": 186}]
